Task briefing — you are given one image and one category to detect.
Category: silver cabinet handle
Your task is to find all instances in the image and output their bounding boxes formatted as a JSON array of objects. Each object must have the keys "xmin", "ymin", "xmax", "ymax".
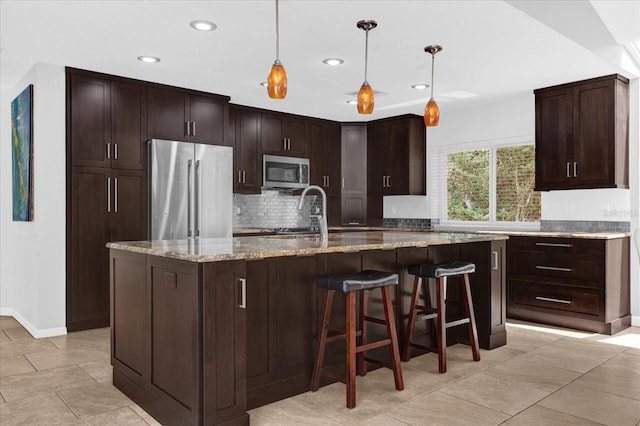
[
  {"xmin": 194, "ymin": 160, "xmax": 200, "ymax": 237},
  {"xmin": 535, "ymin": 242, "xmax": 573, "ymax": 248},
  {"xmin": 287, "ymin": 138, "xmax": 291, "ymax": 150},
  {"xmin": 382, "ymin": 176, "xmax": 386, "ymax": 188},
  {"xmin": 192, "ymin": 121, "xmax": 196, "ymax": 137},
  {"xmin": 573, "ymin": 162, "xmax": 578, "ymax": 177},
  {"xmin": 185, "ymin": 121, "xmax": 191, "ymax": 136},
  {"xmin": 242, "ymin": 170, "xmax": 246, "ymax": 183},
  {"xmin": 342, "ymin": 178, "xmax": 345, "ymax": 189},
  {"xmin": 492, "ymin": 251, "xmax": 499, "ymax": 270},
  {"xmin": 348, "ymin": 222, "xmax": 360, "ymax": 225},
  {"xmin": 282, "ymin": 138, "xmax": 287, "ymax": 151},
  {"xmin": 114, "ymin": 143, "xmax": 118, "ymax": 160},
  {"xmin": 107, "ymin": 177, "xmax": 111, "ymax": 212},
  {"xmin": 387, "ymin": 176, "xmax": 391, "ymax": 187},
  {"xmin": 106, "ymin": 142, "xmax": 111, "ymax": 160},
  {"xmin": 238, "ymin": 278, "xmax": 247, "ymax": 309},
  {"xmin": 114, "ymin": 177, "xmax": 118, "ymax": 213},
  {"xmin": 238, "ymin": 170, "xmax": 242, "ymax": 183},
  {"xmin": 187, "ymin": 160, "xmax": 193, "ymax": 237},
  {"xmin": 326, "ymin": 175, "xmax": 329, "ymax": 187},
  {"xmin": 536, "ymin": 265, "xmax": 573, "ymax": 272},
  {"xmin": 536, "ymin": 296, "xmax": 571, "ymax": 304},
  {"xmin": 566, "ymin": 162, "xmax": 570, "ymax": 178}
]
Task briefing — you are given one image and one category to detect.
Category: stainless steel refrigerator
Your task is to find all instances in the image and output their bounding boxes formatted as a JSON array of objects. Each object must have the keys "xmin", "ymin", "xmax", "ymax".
[{"xmin": 149, "ymin": 139, "xmax": 233, "ymax": 240}]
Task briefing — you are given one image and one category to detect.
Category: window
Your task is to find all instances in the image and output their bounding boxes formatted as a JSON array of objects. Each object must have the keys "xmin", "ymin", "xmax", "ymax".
[{"xmin": 436, "ymin": 143, "xmax": 540, "ymax": 225}]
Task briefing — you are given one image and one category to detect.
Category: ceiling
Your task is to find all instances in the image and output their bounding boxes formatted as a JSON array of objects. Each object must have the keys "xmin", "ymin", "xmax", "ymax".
[{"xmin": 1, "ymin": 0, "xmax": 638, "ymax": 122}]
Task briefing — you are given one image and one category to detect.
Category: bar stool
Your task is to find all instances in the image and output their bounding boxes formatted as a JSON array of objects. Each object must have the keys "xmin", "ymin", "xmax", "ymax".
[
  {"xmin": 402, "ymin": 261, "xmax": 480, "ymax": 373},
  {"xmin": 311, "ymin": 270, "xmax": 404, "ymax": 408}
]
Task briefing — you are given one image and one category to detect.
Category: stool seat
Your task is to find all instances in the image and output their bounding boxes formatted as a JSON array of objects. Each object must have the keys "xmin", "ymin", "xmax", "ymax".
[
  {"xmin": 408, "ymin": 261, "xmax": 475, "ymax": 278},
  {"xmin": 316, "ymin": 270, "xmax": 399, "ymax": 293}
]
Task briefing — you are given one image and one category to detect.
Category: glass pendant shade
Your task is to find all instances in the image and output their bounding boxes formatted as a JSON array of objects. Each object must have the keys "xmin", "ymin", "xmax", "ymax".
[
  {"xmin": 267, "ymin": 60, "xmax": 287, "ymax": 99},
  {"xmin": 357, "ymin": 81, "xmax": 374, "ymax": 114},
  {"xmin": 424, "ymin": 98, "xmax": 439, "ymax": 126}
]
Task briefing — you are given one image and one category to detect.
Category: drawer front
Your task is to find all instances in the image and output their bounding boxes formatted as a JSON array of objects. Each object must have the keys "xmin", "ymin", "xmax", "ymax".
[
  {"xmin": 508, "ymin": 236, "xmax": 604, "ymax": 256},
  {"xmin": 510, "ymin": 280, "xmax": 602, "ymax": 316},
  {"xmin": 510, "ymin": 250, "xmax": 603, "ymax": 285}
]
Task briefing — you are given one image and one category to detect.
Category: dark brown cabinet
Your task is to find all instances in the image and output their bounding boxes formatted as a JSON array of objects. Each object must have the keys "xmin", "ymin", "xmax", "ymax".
[
  {"xmin": 245, "ymin": 256, "xmax": 317, "ymax": 409},
  {"xmin": 148, "ymin": 87, "xmax": 229, "ymax": 145},
  {"xmin": 308, "ymin": 120, "xmax": 342, "ymax": 225},
  {"xmin": 367, "ymin": 115, "xmax": 425, "ymax": 224},
  {"xmin": 69, "ymin": 167, "xmax": 146, "ymax": 331},
  {"xmin": 507, "ymin": 236, "xmax": 630, "ymax": 334},
  {"xmin": 230, "ymin": 106, "xmax": 262, "ymax": 194},
  {"xmin": 69, "ymin": 73, "xmax": 147, "ymax": 170},
  {"xmin": 534, "ymin": 74, "xmax": 629, "ymax": 191},
  {"xmin": 341, "ymin": 124, "xmax": 367, "ymax": 225},
  {"xmin": 261, "ymin": 113, "xmax": 307, "ymax": 157}
]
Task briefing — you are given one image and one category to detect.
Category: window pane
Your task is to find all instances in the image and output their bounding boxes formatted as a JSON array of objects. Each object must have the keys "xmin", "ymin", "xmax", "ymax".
[
  {"xmin": 447, "ymin": 150, "xmax": 489, "ymax": 221},
  {"xmin": 496, "ymin": 145, "xmax": 540, "ymax": 222}
]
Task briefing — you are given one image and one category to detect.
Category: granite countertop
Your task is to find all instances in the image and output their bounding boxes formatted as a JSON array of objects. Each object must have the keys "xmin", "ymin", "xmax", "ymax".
[
  {"xmin": 233, "ymin": 227, "xmax": 628, "ymax": 240},
  {"xmin": 107, "ymin": 231, "xmax": 508, "ymax": 263}
]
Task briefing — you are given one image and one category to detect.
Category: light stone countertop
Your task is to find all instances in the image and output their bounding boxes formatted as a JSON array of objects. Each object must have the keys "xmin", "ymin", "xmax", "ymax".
[{"xmin": 107, "ymin": 231, "xmax": 508, "ymax": 263}]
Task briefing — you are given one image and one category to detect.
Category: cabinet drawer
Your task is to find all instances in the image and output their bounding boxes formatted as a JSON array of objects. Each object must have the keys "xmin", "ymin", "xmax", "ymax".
[
  {"xmin": 508, "ymin": 236, "xmax": 604, "ymax": 256},
  {"xmin": 510, "ymin": 280, "xmax": 602, "ymax": 316},
  {"xmin": 510, "ymin": 250, "xmax": 603, "ymax": 285}
]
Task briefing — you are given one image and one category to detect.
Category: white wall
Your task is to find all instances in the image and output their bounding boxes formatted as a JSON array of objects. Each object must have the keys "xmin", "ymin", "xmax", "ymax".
[
  {"xmin": 0, "ymin": 63, "xmax": 67, "ymax": 337},
  {"xmin": 628, "ymin": 78, "xmax": 639, "ymax": 327}
]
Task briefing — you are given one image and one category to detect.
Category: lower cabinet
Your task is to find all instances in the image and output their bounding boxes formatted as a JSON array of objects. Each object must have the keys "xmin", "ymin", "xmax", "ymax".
[
  {"xmin": 110, "ymin": 251, "xmax": 248, "ymax": 426},
  {"xmin": 507, "ymin": 236, "xmax": 630, "ymax": 334}
]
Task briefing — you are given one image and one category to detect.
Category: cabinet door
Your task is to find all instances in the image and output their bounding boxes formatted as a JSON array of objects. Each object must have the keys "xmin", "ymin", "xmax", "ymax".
[
  {"xmin": 341, "ymin": 124, "xmax": 367, "ymax": 193},
  {"xmin": 367, "ymin": 121, "xmax": 388, "ymax": 196},
  {"xmin": 367, "ymin": 195, "xmax": 383, "ymax": 226},
  {"xmin": 69, "ymin": 74, "xmax": 111, "ymax": 168},
  {"xmin": 202, "ymin": 261, "xmax": 247, "ymax": 425},
  {"xmin": 387, "ymin": 120, "xmax": 410, "ymax": 195},
  {"xmin": 323, "ymin": 123, "xmax": 342, "ymax": 197},
  {"xmin": 110, "ymin": 169, "xmax": 147, "ymax": 242},
  {"xmin": 69, "ymin": 167, "xmax": 111, "ymax": 331},
  {"xmin": 282, "ymin": 118, "xmax": 307, "ymax": 157},
  {"xmin": 148, "ymin": 88, "xmax": 188, "ymax": 141},
  {"xmin": 149, "ymin": 257, "xmax": 200, "ymax": 424},
  {"xmin": 111, "ymin": 81, "xmax": 147, "ymax": 170},
  {"xmin": 572, "ymin": 80, "xmax": 615, "ymax": 188},
  {"xmin": 261, "ymin": 114, "xmax": 284, "ymax": 154},
  {"xmin": 342, "ymin": 194, "xmax": 366, "ymax": 225},
  {"xmin": 534, "ymin": 87, "xmax": 573, "ymax": 190},
  {"xmin": 235, "ymin": 109, "xmax": 262, "ymax": 194},
  {"xmin": 189, "ymin": 94, "xmax": 227, "ymax": 146},
  {"xmin": 308, "ymin": 123, "xmax": 325, "ymax": 187}
]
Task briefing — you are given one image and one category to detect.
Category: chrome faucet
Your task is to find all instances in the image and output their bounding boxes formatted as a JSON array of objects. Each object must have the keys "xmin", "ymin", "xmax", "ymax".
[{"xmin": 298, "ymin": 185, "xmax": 328, "ymax": 241}]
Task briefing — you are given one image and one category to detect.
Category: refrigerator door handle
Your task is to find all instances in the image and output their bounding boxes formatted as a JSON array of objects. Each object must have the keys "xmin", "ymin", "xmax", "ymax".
[
  {"xmin": 195, "ymin": 160, "xmax": 201, "ymax": 237},
  {"xmin": 187, "ymin": 159, "xmax": 193, "ymax": 237}
]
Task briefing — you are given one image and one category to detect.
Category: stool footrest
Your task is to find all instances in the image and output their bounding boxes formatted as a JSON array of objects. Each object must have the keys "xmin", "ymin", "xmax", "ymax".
[
  {"xmin": 363, "ymin": 315, "xmax": 387, "ymax": 325},
  {"xmin": 326, "ymin": 329, "xmax": 362, "ymax": 344},
  {"xmin": 356, "ymin": 339, "xmax": 391, "ymax": 353},
  {"xmin": 445, "ymin": 318, "xmax": 470, "ymax": 329},
  {"xmin": 316, "ymin": 369, "xmax": 345, "ymax": 385},
  {"xmin": 415, "ymin": 312, "xmax": 438, "ymax": 321}
]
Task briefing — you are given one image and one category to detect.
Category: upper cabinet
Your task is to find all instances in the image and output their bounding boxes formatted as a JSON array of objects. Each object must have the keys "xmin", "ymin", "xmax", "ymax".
[
  {"xmin": 261, "ymin": 113, "xmax": 307, "ymax": 157},
  {"xmin": 148, "ymin": 87, "xmax": 229, "ymax": 146},
  {"xmin": 230, "ymin": 106, "xmax": 262, "ymax": 194},
  {"xmin": 69, "ymin": 73, "xmax": 147, "ymax": 170},
  {"xmin": 308, "ymin": 120, "xmax": 341, "ymax": 197},
  {"xmin": 534, "ymin": 74, "xmax": 629, "ymax": 191},
  {"xmin": 341, "ymin": 124, "xmax": 367, "ymax": 226}
]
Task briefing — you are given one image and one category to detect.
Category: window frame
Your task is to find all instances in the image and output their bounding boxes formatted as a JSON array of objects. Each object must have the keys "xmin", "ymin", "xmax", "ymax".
[{"xmin": 433, "ymin": 136, "xmax": 541, "ymax": 231}]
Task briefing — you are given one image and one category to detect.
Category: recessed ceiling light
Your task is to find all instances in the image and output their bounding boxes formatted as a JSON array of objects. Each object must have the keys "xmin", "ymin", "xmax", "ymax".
[
  {"xmin": 322, "ymin": 58, "xmax": 344, "ymax": 66},
  {"xmin": 137, "ymin": 56, "xmax": 161, "ymax": 63},
  {"xmin": 411, "ymin": 83, "xmax": 429, "ymax": 90},
  {"xmin": 190, "ymin": 20, "xmax": 217, "ymax": 31},
  {"xmin": 346, "ymin": 100, "xmax": 358, "ymax": 105}
]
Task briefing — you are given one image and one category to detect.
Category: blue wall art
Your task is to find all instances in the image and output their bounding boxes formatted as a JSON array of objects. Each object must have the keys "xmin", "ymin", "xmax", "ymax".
[{"xmin": 11, "ymin": 84, "xmax": 34, "ymax": 221}]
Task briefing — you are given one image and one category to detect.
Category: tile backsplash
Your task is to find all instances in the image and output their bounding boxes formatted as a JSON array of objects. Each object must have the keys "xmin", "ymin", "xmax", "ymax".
[
  {"xmin": 540, "ymin": 220, "xmax": 630, "ymax": 233},
  {"xmin": 233, "ymin": 190, "xmax": 316, "ymax": 229}
]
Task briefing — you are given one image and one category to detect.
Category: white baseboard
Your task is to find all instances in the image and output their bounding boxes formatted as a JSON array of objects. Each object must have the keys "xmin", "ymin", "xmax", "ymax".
[
  {"xmin": 632, "ymin": 315, "xmax": 640, "ymax": 328},
  {"xmin": 0, "ymin": 307, "xmax": 67, "ymax": 338}
]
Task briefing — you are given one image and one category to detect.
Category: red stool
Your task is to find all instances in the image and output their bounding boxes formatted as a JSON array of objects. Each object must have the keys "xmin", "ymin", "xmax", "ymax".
[
  {"xmin": 402, "ymin": 261, "xmax": 480, "ymax": 373},
  {"xmin": 311, "ymin": 270, "xmax": 404, "ymax": 408}
]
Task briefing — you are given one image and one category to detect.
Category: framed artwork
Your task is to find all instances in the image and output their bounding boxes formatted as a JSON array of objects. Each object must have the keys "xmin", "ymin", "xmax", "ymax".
[{"xmin": 11, "ymin": 84, "xmax": 34, "ymax": 221}]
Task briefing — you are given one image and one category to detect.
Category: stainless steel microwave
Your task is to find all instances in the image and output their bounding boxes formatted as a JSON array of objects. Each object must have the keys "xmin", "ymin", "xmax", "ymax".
[{"xmin": 263, "ymin": 154, "xmax": 310, "ymax": 189}]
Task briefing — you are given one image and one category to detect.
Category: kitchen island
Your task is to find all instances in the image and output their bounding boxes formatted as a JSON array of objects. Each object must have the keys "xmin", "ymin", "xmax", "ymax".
[{"xmin": 108, "ymin": 231, "xmax": 508, "ymax": 426}]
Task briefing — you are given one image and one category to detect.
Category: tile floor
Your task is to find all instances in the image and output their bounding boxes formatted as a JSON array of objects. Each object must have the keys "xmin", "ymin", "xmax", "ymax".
[{"xmin": 0, "ymin": 316, "xmax": 639, "ymax": 425}]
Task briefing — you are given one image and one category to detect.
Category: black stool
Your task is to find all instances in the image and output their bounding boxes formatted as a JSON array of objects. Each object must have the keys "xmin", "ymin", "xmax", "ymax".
[
  {"xmin": 402, "ymin": 261, "xmax": 480, "ymax": 373},
  {"xmin": 311, "ymin": 270, "xmax": 404, "ymax": 408}
]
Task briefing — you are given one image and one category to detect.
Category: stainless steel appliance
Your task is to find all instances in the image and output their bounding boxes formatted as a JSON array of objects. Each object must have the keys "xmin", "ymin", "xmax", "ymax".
[
  {"xmin": 263, "ymin": 154, "xmax": 309, "ymax": 189},
  {"xmin": 149, "ymin": 139, "xmax": 233, "ymax": 240}
]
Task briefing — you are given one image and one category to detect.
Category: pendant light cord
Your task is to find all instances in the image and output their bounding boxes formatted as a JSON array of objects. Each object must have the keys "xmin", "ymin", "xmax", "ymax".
[
  {"xmin": 275, "ymin": 0, "xmax": 280, "ymax": 61},
  {"xmin": 364, "ymin": 29, "xmax": 369, "ymax": 82},
  {"xmin": 430, "ymin": 52, "xmax": 435, "ymax": 99}
]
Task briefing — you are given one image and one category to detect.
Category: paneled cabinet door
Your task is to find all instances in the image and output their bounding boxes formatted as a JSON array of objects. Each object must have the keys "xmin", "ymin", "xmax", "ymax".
[
  {"xmin": 366, "ymin": 121, "xmax": 388, "ymax": 196},
  {"xmin": 189, "ymin": 94, "xmax": 227, "ymax": 146},
  {"xmin": 262, "ymin": 113, "xmax": 307, "ymax": 157},
  {"xmin": 110, "ymin": 81, "xmax": 147, "ymax": 170},
  {"xmin": 69, "ymin": 74, "xmax": 111, "ymax": 168},
  {"xmin": 109, "ymin": 169, "xmax": 147, "ymax": 243},
  {"xmin": 323, "ymin": 124, "xmax": 342, "ymax": 197},
  {"xmin": 147, "ymin": 87, "xmax": 187, "ymax": 142},
  {"xmin": 69, "ymin": 167, "xmax": 111, "ymax": 331},
  {"xmin": 534, "ymin": 87, "xmax": 573, "ymax": 190},
  {"xmin": 232, "ymin": 107, "xmax": 262, "ymax": 194}
]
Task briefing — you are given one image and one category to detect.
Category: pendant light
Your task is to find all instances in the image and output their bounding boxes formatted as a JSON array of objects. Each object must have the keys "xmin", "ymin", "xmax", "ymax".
[
  {"xmin": 267, "ymin": 0, "xmax": 287, "ymax": 99},
  {"xmin": 356, "ymin": 20, "xmax": 377, "ymax": 114},
  {"xmin": 423, "ymin": 45, "xmax": 442, "ymax": 126}
]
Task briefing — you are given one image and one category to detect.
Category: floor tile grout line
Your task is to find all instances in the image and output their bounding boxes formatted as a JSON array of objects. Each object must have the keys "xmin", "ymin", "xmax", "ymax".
[{"xmin": 54, "ymin": 390, "xmax": 82, "ymax": 422}]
